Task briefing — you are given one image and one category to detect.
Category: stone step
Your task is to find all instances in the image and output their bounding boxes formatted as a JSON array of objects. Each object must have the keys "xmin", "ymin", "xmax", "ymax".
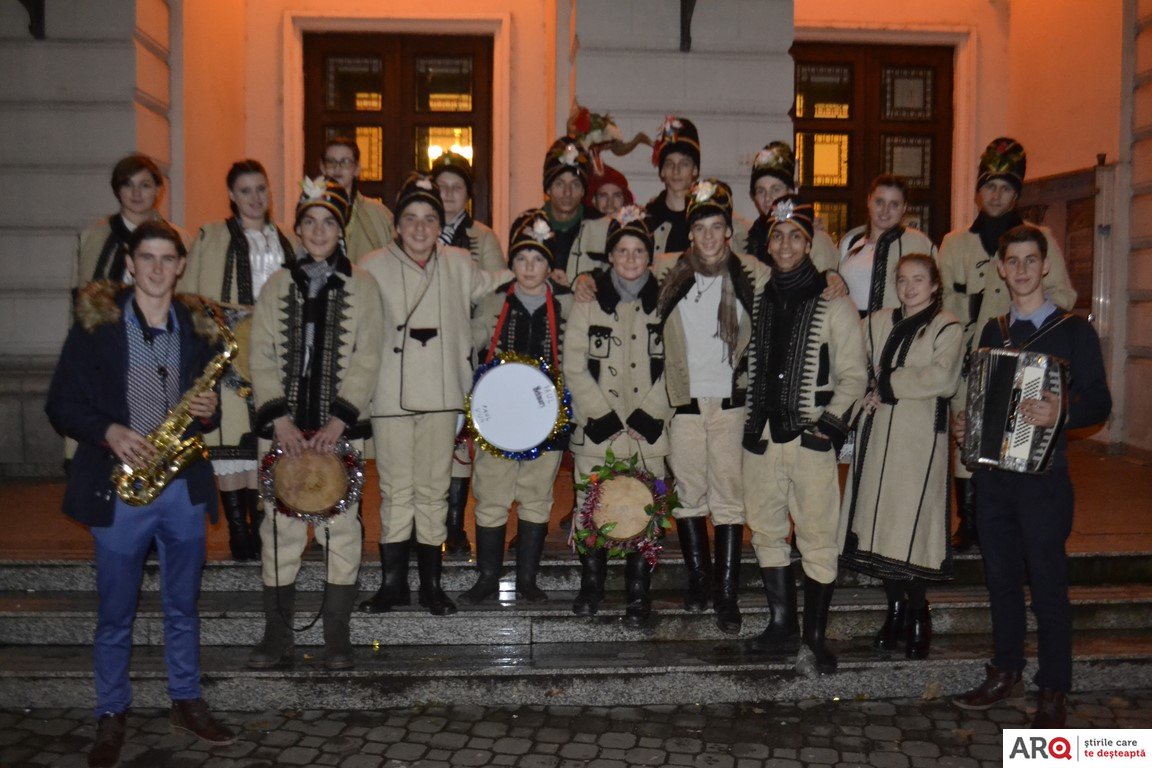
[
  {"xmin": 3, "ymin": 550, "xmax": 1151, "ymax": 593},
  {"xmin": 2, "ymin": 631, "xmax": 1151, "ymax": 709},
  {"xmin": 3, "ymin": 584, "xmax": 1150, "ymax": 647}
]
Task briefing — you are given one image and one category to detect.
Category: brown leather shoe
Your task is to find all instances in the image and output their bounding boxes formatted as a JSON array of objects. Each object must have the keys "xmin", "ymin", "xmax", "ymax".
[
  {"xmin": 953, "ymin": 664, "xmax": 1025, "ymax": 710},
  {"xmin": 1032, "ymin": 688, "xmax": 1068, "ymax": 728},
  {"xmin": 88, "ymin": 712, "xmax": 126, "ymax": 768},
  {"xmin": 170, "ymin": 698, "xmax": 237, "ymax": 745}
]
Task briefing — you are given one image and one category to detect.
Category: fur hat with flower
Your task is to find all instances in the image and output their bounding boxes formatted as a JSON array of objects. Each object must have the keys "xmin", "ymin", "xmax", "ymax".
[
  {"xmin": 977, "ymin": 137, "xmax": 1027, "ymax": 194},
  {"xmin": 295, "ymin": 176, "xmax": 351, "ymax": 229},
  {"xmin": 542, "ymin": 136, "xmax": 591, "ymax": 193},
  {"xmin": 686, "ymin": 178, "xmax": 734, "ymax": 227},
  {"xmin": 749, "ymin": 141, "xmax": 796, "ymax": 198},
  {"xmin": 430, "ymin": 151, "xmax": 473, "ymax": 199},
  {"xmin": 765, "ymin": 194, "xmax": 815, "ymax": 242},
  {"xmin": 394, "ymin": 172, "xmax": 445, "ymax": 226},
  {"xmin": 605, "ymin": 204, "xmax": 654, "ymax": 258},
  {"xmin": 508, "ymin": 208, "xmax": 556, "ymax": 266},
  {"xmin": 651, "ymin": 115, "xmax": 700, "ymax": 170}
]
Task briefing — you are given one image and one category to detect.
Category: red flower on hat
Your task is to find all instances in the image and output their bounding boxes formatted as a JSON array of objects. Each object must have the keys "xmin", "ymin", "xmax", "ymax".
[{"xmin": 573, "ymin": 107, "xmax": 592, "ymax": 136}]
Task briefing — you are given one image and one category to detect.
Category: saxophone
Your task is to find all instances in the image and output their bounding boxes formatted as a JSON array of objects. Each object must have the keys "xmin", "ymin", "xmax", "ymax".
[{"xmin": 113, "ymin": 298, "xmax": 239, "ymax": 506}]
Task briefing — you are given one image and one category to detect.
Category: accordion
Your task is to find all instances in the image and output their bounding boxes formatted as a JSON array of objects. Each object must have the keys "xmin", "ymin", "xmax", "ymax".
[{"xmin": 962, "ymin": 348, "xmax": 1068, "ymax": 475}]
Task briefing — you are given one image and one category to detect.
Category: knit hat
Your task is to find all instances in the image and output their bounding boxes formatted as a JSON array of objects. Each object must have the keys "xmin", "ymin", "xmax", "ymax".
[
  {"xmin": 766, "ymin": 194, "xmax": 815, "ymax": 242},
  {"xmin": 542, "ymin": 136, "xmax": 591, "ymax": 193},
  {"xmin": 585, "ymin": 164, "xmax": 635, "ymax": 210},
  {"xmin": 605, "ymin": 205, "xmax": 653, "ymax": 258},
  {"xmin": 686, "ymin": 178, "xmax": 734, "ymax": 227},
  {"xmin": 430, "ymin": 151, "xmax": 473, "ymax": 199},
  {"xmin": 749, "ymin": 142, "xmax": 796, "ymax": 198},
  {"xmin": 977, "ymin": 137, "xmax": 1027, "ymax": 193},
  {"xmin": 295, "ymin": 176, "xmax": 351, "ymax": 229},
  {"xmin": 652, "ymin": 115, "xmax": 701, "ymax": 170},
  {"xmin": 394, "ymin": 172, "xmax": 445, "ymax": 227},
  {"xmin": 508, "ymin": 208, "xmax": 556, "ymax": 267}
]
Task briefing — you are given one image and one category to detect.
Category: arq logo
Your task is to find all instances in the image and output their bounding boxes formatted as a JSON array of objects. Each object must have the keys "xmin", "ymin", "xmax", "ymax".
[{"xmin": 1010, "ymin": 736, "xmax": 1073, "ymax": 760}]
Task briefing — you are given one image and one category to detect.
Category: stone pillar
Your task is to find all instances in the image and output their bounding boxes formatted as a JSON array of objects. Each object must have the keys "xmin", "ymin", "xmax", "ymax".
[
  {"xmin": 0, "ymin": 0, "xmax": 174, "ymax": 475},
  {"xmin": 1126, "ymin": 0, "xmax": 1152, "ymax": 450}
]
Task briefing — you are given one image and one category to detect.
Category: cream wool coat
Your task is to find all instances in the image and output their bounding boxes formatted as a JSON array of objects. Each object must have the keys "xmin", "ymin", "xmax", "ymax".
[
  {"xmin": 564, "ymin": 270, "xmax": 673, "ymax": 461},
  {"xmin": 462, "ymin": 220, "xmax": 507, "ymax": 272},
  {"xmin": 839, "ymin": 306, "xmax": 963, "ymax": 580},
  {"xmin": 249, "ymin": 261, "xmax": 384, "ymax": 434},
  {"xmin": 344, "ymin": 192, "xmax": 395, "ymax": 264},
  {"xmin": 938, "ymin": 226, "xmax": 1076, "ymax": 349},
  {"xmin": 361, "ymin": 240, "xmax": 512, "ymax": 416},
  {"xmin": 565, "ymin": 217, "xmax": 611, "ymax": 283},
  {"xmin": 837, "ymin": 225, "xmax": 938, "ymax": 312},
  {"xmin": 652, "ymin": 250, "xmax": 772, "ymax": 408}
]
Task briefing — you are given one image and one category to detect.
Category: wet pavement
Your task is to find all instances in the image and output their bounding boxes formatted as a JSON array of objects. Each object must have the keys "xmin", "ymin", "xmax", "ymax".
[{"xmin": 5, "ymin": 688, "xmax": 1152, "ymax": 768}]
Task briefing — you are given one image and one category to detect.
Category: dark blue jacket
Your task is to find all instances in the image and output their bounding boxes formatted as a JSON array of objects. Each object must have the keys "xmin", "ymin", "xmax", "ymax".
[{"xmin": 46, "ymin": 285, "xmax": 221, "ymax": 526}]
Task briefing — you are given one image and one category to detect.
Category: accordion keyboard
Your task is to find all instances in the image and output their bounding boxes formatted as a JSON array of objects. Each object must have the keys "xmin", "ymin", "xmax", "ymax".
[{"xmin": 1005, "ymin": 364, "xmax": 1045, "ymax": 463}]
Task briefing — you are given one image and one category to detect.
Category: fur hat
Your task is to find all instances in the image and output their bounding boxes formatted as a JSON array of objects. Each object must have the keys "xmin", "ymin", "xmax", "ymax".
[
  {"xmin": 543, "ymin": 137, "xmax": 591, "ymax": 193},
  {"xmin": 508, "ymin": 208, "xmax": 556, "ymax": 267},
  {"xmin": 394, "ymin": 172, "xmax": 445, "ymax": 227},
  {"xmin": 585, "ymin": 164, "xmax": 635, "ymax": 210},
  {"xmin": 605, "ymin": 204, "xmax": 653, "ymax": 258},
  {"xmin": 295, "ymin": 176, "xmax": 351, "ymax": 229},
  {"xmin": 686, "ymin": 178, "xmax": 734, "ymax": 228},
  {"xmin": 430, "ymin": 152, "xmax": 473, "ymax": 199},
  {"xmin": 749, "ymin": 142, "xmax": 796, "ymax": 198},
  {"xmin": 977, "ymin": 137, "xmax": 1027, "ymax": 193},
  {"xmin": 652, "ymin": 115, "xmax": 701, "ymax": 170},
  {"xmin": 766, "ymin": 194, "xmax": 815, "ymax": 242}
]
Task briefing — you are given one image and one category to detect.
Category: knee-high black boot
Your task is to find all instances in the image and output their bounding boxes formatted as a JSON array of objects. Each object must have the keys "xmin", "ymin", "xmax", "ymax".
[
  {"xmin": 444, "ymin": 477, "xmax": 472, "ymax": 557},
  {"xmin": 459, "ymin": 524, "xmax": 506, "ymax": 604},
  {"xmin": 801, "ymin": 576, "xmax": 838, "ymax": 673},
  {"xmin": 248, "ymin": 585, "xmax": 296, "ymax": 669},
  {"xmin": 623, "ymin": 552, "xmax": 652, "ymax": 628},
  {"xmin": 416, "ymin": 543, "xmax": 458, "ymax": 616},
  {"xmin": 905, "ymin": 602, "xmax": 932, "ymax": 660},
  {"xmin": 572, "ymin": 548, "xmax": 608, "ymax": 616},
  {"xmin": 359, "ymin": 542, "xmax": 412, "ymax": 612},
  {"xmin": 746, "ymin": 566, "xmax": 800, "ymax": 653},
  {"xmin": 322, "ymin": 583, "xmax": 358, "ymax": 670},
  {"xmin": 874, "ymin": 599, "xmax": 908, "ymax": 652},
  {"xmin": 952, "ymin": 477, "xmax": 979, "ymax": 551},
  {"xmin": 244, "ymin": 488, "xmax": 264, "ymax": 561},
  {"xmin": 713, "ymin": 524, "xmax": 743, "ymax": 634},
  {"xmin": 676, "ymin": 517, "xmax": 711, "ymax": 612},
  {"xmin": 515, "ymin": 521, "xmax": 549, "ymax": 603},
  {"xmin": 220, "ymin": 490, "xmax": 252, "ymax": 561}
]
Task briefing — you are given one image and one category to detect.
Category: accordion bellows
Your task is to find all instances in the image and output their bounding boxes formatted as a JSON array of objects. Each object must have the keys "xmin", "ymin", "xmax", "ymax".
[{"xmin": 963, "ymin": 348, "xmax": 1069, "ymax": 475}]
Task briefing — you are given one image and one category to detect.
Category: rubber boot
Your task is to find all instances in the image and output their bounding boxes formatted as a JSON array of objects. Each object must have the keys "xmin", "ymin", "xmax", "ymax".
[
  {"xmin": 248, "ymin": 585, "xmax": 296, "ymax": 669},
  {"xmin": 904, "ymin": 602, "xmax": 932, "ymax": 660},
  {"xmin": 713, "ymin": 524, "xmax": 744, "ymax": 634},
  {"xmin": 746, "ymin": 566, "xmax": 800, "ymax": 653},
  {"xmin": 444, "ymin": 477, "xmax": 472, "ymax": 558},
  {"xmin": 801, "ymin": 576, "xmax": 838, "ymax": 673},
  {"xmin": 322, "ymin": 583, "xmax": 358, "ymax": 670},
  {"xmin": 572, "ymin": 549, "xmax": 608, "ymax": 616},
  {"xmin": 514, "ymin": 521, "xmax": 549, "ymax": 603},
  {"xmin": 459, "ymin": 524, "xmax": 506, "ymax": 604},
  {"xmin": 245, "ymin": 489, "xmax": 264, "ymax": 560},
  {"xmin": 952, "ymin": 477, "xmax": 978, "ymax": 552},
  {"xmin": 416, "ymin": 543, "xmax": 458, "ymax": 616},
  {"xmin": 220, "ymin": 490, "xmax": 253, "ymax": 561},
  {"xmin": 676, "ymin": 517, "xmax": 711, "ymax": 612},
  {"xmin": 874, "ymin": 599, "xmax": 908, "ymax": 652},
  {"xmin": 623, "ymin": 552, "xmax": 652, "ymax": 628},
  {"xmin": 359, "ymin": 542, "xmax": 412, "ymax": 612}
]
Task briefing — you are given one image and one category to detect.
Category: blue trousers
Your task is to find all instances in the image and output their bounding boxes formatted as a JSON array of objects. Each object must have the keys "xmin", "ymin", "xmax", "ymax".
[
  {"xmin": 974, "ymin": 467, "xmax": 1075, "ymax": 692},
  {"xmin": 89, "ymin": 478, "xmax": 206, "ymax": 716}
]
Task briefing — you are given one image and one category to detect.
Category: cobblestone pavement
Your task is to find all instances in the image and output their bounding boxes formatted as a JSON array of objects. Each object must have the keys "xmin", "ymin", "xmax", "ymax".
[{"xmin": 4, "ymin": 689, "xmax": 1152, "ymax": 768}]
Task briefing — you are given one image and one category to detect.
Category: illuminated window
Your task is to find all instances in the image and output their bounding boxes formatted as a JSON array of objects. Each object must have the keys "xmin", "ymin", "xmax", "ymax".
[
  {"xmin": 416, "ymin": 127, "xmax": 474, "ymax": 172},
  {"xmin": 796, "ymin": 64, "xmax": 852, "ymax": 120},
  {"xmin": 416, "ymin": 57, "xmax": 473, "ymax": 113},
  {"xmin": 813, "ymin": 202, "xmax": 849, "ymax": 244},
  {"xmin": 325, "ymin": 56, "xmax": 382, "ymax": 112},
  {"xmin": 796, "ymin": 132, "xmax": 850, "ymax": 187}
]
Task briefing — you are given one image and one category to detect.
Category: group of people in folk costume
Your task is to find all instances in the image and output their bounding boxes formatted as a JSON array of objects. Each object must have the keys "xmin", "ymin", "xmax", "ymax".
[{"xmin": 50, "ymin": 111, "xmax": 1112, "ymax": 764}]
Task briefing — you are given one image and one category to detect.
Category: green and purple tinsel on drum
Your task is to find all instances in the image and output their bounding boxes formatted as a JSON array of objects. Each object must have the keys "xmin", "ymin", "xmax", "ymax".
[{"xmin": 572, "ymin": 449, "xmax": 679, "ymax": 566}]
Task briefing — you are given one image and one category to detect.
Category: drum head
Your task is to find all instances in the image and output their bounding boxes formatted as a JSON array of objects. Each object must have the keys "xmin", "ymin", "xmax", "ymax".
[
  {"xmin": 470, "ymin": 362, "xmax": 560, "ymax": 452},
  {"xmin": 593, "ymin": 475, "xmax": 654, "ymax": 541},
  {"xmin": 232, "ymin": 315, "xmax": 253, "ymax": 382},
  {"xmin": 273, "ymin": 449, "xmax": 348, "ymax": 516}
]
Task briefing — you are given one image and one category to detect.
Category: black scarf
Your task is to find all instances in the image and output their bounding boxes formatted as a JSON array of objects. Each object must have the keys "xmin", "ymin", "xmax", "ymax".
[
  {"xmin": 92, "ymin": 214, "xmax": 134, "ymax": 282},
  {"xmin": 970, "ymin": 210, "xmax": 1024, "ymax": 257},
  {"xmin": 869, "ymin": 225, "xmax": 904, "ymax": 313}
]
